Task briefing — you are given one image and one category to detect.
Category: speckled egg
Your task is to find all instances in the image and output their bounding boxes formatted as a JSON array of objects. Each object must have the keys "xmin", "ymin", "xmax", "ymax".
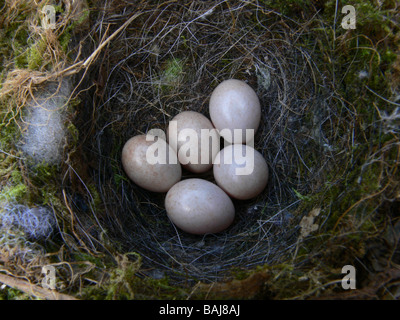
[
  {"xmin": 167, "ymin": 111, "xmax": 220, "ymax": 173},
  {"xmin": 121, "ymin": 134, "xmax": 182, "ymax": 192},
  {"xmin": 213, "ymin": 144, "xmax": 268, "ymax": 200},
  {"xmin": 209, "ymin": 79, "xmax": 261, "ymax": 144},
  {"xmin": 165, "ymin": 178, "xmax": 235, "ymax": 235}
]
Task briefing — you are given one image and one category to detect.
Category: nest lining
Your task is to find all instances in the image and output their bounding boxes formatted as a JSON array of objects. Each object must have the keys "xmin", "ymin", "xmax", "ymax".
[{"xmin": 68, "ymin": 1, "xmax": 338, "ymax": 284}]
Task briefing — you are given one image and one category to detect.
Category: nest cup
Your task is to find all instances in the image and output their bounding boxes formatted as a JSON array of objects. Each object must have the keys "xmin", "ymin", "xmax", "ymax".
[{"xmin": 73, "ymin": 2, "xmax": 333, "ymax": 284}]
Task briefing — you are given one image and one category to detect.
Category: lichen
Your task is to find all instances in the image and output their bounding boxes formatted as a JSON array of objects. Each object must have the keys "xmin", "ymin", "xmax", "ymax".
[{"xmin": 159, "ymin": 58, "xmax": 186, "ymax": 93}]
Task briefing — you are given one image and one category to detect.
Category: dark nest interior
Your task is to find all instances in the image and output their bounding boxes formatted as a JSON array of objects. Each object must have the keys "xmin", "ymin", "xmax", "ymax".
[{"xmin": 71, "ymin": 1, "xmax": 337, "ymax": 284}]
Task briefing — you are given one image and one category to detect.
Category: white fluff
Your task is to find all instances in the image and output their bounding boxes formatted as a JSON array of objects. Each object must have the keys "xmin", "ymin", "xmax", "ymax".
[
  {"xmin": 1, "ymin": 203, "xmax": 56, "ymax": 239},
  {"xmin": 20, "ymin": 80, "xmax": 71, "ymax": 164}
]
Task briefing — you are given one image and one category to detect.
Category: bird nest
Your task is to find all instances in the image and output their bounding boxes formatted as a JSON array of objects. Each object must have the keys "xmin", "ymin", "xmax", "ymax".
[
  {"xmin": 2, "ymin": 0, "xmax": 398, "ymax": 299},
  {"xmin": 69, "ymin": 1, "xmax": 336, "ymax": 285}
]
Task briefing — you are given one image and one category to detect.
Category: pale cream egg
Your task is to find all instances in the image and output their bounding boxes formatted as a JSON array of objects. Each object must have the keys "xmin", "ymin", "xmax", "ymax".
[
  {"xmin": 213, "ymin": 144, "xmax": 268, "ymax": 200},
  {"xmin": 121, "ymin": 134, "xmax": 182, "ymax": 192},
  {"xmin": 165, "ymin": 178, "xmax": 235, "ymax": 235},
  {"xmin": 167, "ymin": 111, "xmax": 220, "ymax": 173},
  {"xmin": 209, "ymin": 79, "xmax": 261, "ymax": 144}
]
